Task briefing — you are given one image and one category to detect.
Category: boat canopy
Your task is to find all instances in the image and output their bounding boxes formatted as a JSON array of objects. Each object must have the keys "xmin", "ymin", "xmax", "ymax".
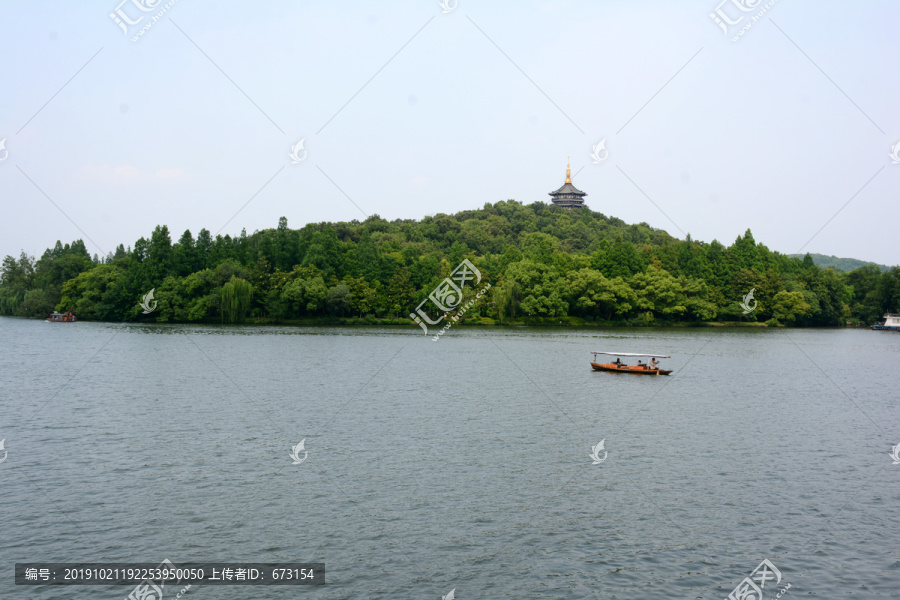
[{"xmin": 592, "ymin": 352, "xmax": 671, "ymax": 358}]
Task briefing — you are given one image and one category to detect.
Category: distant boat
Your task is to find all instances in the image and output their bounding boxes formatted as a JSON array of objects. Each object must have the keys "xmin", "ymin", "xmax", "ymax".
[
  {"xmin": 47, "ymin": 311, "xmax": 76, "ymax": 323},
  {"xmin": 871, "ymin": 313, "xmax": 900, "ymax": 331},
  {"xmin": 591, "ymin": 352, "xmax": 672, "ymax": 376}
]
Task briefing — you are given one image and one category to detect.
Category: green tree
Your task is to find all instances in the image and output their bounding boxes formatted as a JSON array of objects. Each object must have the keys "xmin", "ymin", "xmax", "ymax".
[
  {"xmin": 565, "ymin": 268, "xmax": 637, "ymax": 320},
  {"xmin": 325, "ymin": 284, "xmax": 352, "ymax": 316},
  {"xmin": 57, "ymin": 264, "xmax": 127, "ymax": 319},
  {"xmin": 596, "ymin": 237, "xmax": 646, "ymax": 278},
  {"xmin": 493, "ymin": 280, "xmax": 522, "ymax": 321},
  {"xmin": 504, "ymin": 260, "xmax": 568, "ymax": 317},
  {"xmin": 875, "ymin": 266, "xmax": 900, "ymax": 316},
  {"xmin": 771, "ymin": 291, "xmax": 810, "ymax": 323},
  {"xmin": 385, "ymin": 268, "xmax": 416, "ymax": 318},
  {"xmin": 282, "ymin": 274, "xmax": 327, "ymax": 315},
  {"xmin": 220, "ymin": 276, "xmax": 253, "ymax": 323},
  {"xmin": 173, "ymin": 229, "xmax": 198, "ymax": 276},
  {"xmin": 0, "ymin": 253, "xmax": 34, "ymax": 315},
  {"xmin": 19, "ymin": 289, "xmax": 58, "ymax": 317},
  {"xmin": 845, "ymin": 265, "xmax": 883, "ymax": 322},
  {"xmin": 344, "ymin": 277, "xmax": 377, "ymax": 317}
]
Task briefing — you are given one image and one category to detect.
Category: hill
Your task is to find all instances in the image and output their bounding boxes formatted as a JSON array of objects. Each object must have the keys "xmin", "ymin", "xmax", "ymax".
[
  {"xmin": 788, "ymin": 253, "xmax": 890, "ymax": 273},
  {"xmin": 1, "ymin": 201, "xmax": 898, "ymax": 326}
]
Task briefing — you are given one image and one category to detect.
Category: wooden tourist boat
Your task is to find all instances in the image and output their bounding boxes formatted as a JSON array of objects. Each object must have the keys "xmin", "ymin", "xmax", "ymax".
[
  {"xmin": 47, "ymin": 311, "xmax": 76, "ymax": 323},
  {"xmin": 591, "ymin": 352, "xmax": 672, "ymax": 376}
]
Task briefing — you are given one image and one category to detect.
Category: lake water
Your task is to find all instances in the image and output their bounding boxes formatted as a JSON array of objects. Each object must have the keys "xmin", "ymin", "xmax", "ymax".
[{"xmin": 1, "ymin": 318, "xmax": 898, "ymax": 599}]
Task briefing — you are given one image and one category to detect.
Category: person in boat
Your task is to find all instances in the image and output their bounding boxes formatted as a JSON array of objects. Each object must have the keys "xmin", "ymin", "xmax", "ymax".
[
  {"xmin": 637, "ymin": 359, "xmax": 645, "ymax": 369},
  {"xmin": 614, "ymin": 357, "xmax": 623, "ymax": 368},
  {"xmin": 650, "ymin": 358, "xmax": 659, "ymax": 370}
]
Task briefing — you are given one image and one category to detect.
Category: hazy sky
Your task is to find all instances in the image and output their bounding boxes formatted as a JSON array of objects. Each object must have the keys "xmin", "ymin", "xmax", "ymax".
[{"xmin": 1, "ymin": 0, "xmax": 897, "ymax": 265}]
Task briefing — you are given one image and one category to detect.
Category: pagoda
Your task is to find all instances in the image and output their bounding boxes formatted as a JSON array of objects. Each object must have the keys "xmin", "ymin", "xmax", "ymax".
[{"xmin": 549, "ymin": 159, "xmax": 587, "ymax": 208}]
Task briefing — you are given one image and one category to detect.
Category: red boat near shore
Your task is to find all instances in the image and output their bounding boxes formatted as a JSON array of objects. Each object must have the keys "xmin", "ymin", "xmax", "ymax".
[
  {"xmin": 591, "ymin": 352, "xmax": 672, "ymax": 376},
  {"xmin": 47, "ymin": 311, "xmax": 76, "ymax": 322}
]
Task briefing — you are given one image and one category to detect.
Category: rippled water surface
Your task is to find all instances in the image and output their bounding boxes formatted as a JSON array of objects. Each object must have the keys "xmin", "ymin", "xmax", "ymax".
[{"xmin": 1, "ymin": 318, "xmax": 898, "ymax": 599}]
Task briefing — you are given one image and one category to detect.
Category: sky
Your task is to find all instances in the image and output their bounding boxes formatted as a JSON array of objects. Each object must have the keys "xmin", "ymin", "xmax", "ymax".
[{"xmin": 0, "ymin": 0, "xmax": 898, "ymax": 265}]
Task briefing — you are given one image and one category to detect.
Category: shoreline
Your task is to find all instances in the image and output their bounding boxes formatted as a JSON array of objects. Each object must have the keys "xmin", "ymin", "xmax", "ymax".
[{"xmin": 7, "ymin": 314, "xmax": 870, "ymax": 329}]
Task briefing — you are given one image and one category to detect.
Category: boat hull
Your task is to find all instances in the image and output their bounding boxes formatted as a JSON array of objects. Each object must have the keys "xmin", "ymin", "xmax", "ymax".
[{"xmin": 591, "ymin": 362, "xmax": 671, "ymax": 376}]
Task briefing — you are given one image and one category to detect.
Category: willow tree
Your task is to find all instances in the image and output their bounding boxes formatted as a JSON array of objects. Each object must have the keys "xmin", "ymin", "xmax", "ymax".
[
  {"xmin": 220, "ymin": 275, "xmax": 253, "ymax": 323},
  {"xmin": 494, "ymin": 280, "xmax": 521, "ymax": 322}
]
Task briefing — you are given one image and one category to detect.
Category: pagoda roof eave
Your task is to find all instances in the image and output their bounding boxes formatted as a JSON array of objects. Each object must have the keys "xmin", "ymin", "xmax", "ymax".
[{"xmin": 548, "ymin": 182, "xmax": 587, "ymax": 196}]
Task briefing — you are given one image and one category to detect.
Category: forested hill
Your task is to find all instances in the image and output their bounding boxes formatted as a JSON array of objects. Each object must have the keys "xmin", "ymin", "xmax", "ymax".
[
  {"xmin": 788, "ymin": 253, "xmax": 890, "ymax": 273},
  {"xmin": 1, "ymin": 200, "xmax": 898, "ymax": 326}
]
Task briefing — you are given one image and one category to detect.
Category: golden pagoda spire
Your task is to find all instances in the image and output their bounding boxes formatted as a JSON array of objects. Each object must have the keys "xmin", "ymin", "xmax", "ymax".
[{"xmin": 565, "ymin": 157, "xmax": 571, "ymax": 183}]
